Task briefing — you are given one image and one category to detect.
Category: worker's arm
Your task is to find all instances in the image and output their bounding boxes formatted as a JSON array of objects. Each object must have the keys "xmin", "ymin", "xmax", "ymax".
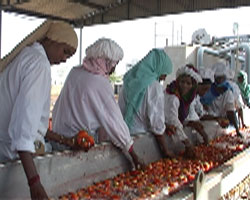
[
  {"xmin": 154, "ymin": 134, "xmax": 175, "ymax": 158},
  {"xmin": 128, "ymin": 146, "xmax": 146, "ymax": 170},
  {"xmin": 45, "ymin": 130, "xmax": 74, "ymax": 147},
  {"xmin": 227, "ymin": 110, "xmax": 243, "ymax": 137},
  {"xmin": 238, "ymin": 108, "xmax": 247, "ymax": 128},
  {"xmin": 18, "ymin": 151, "xmax": 48, "ymax": 200},
  {"xmin": 186, "ymin": 121, "xmax": 209, "ymax": 144}
]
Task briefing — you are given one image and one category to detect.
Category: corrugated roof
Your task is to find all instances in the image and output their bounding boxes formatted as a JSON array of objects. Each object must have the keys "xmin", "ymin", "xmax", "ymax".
[{"xmin": 1, "ymin": 0, "xmax": 250, "ymax": 27}]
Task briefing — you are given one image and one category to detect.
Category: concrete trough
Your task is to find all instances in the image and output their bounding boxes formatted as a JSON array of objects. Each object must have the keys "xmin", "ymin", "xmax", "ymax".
[{"xmin": 0, "ymin": 133, "xmax": 163, "ymax": 199}]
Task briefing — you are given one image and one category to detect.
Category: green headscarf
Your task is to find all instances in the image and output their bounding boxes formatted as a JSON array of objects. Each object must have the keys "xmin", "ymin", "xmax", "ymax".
[
  {"xmin": 123, "ymin": 48, "xmax": 173, "ymax": 130},
  {"xmin": 237, "ymin": 70, "xmax": 250, "ymax": 104}
]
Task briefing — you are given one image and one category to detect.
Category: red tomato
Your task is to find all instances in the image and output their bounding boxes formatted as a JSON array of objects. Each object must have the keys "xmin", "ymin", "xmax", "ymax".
[{"xmin": 110, "ymin": 194, "xmax": 121, "ymax": 200}]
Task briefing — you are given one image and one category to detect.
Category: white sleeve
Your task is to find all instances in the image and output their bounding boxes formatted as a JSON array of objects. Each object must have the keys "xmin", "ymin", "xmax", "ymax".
[
  {"xmin": 146, "ymin": 82, "xmax": 165, "ymax": 135},
  {"xmin": 165, "ymin": 93, "xmax": 182, "ymax": 128},
  {"xmin": 224, "ymin": 90, "xmax": 236, "ymax": 112},
  {"xmin": 234, "ymin": 85, "xmax": 244, "ymax": 108},
  {"xmin": 185, "ymin": 98, "xmax": 200, "ymax": 121},
  {"xmin": 117, "ymin": 86, "xmax": 126, "ymax": 116},
  {"xmin": 9, "ymin": 57, "xmax": 51, "ymax": 153},
  {"xmin": 93, "ymin": 86, "xmax": 133, "ymax": 152},
  {"xmin": 164, "ymin": 93, "xmax": 188, "ymax": 141}
]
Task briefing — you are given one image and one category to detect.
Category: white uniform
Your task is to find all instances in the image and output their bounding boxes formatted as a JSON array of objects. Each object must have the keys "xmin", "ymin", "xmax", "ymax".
[
  {"xmin": 0, "ymin": 43, "xmax": 51, "ymax": 162},
  {"xmin": 164, "ymin": 93, "xmax": 188, "ymax": 143},
  {"xmin": 52, "ymin": 67, "xmax": 133, "ymax": 151},
  {"xmin": 119, "ymin": 81, "xmax": 165, "ymax": 135},
  {"xmin": 188, "ymin": 95, "xmax": 224, "ymax": 142},
  {"xmin": 207, "ymin": 89, "xmax": 235, "ymax": 117},
  {"xmin": 228, "ymin": 80, "xmax": 244, "ymax": 109}
]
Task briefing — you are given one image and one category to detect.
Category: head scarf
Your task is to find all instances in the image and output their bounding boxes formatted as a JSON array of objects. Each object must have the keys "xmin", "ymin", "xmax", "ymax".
[
  {"xmin": 0, "ymin": 20, "xmax": 78, "ymax": 73},
  {"xmin": 176, "ymin": 64, "xmax": 202, "ymax": 83},
  {"xmin": 237, "ymin": 70, "xmax": 250, "ymax": 103},
  {"xmin": 82, "ymin": 38, "xmax": 123, "ymax": 77},
  {"xmin": 166, "ymin": 65, "xmax": 201, "ymax": 123},
  {"xmin": 123, "ymin": 48, "xmax": 173, "ymax": 130}
]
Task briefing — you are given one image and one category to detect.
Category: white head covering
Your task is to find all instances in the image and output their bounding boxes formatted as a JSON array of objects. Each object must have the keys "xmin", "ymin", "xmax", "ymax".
[
  {"xmin": 199, "ymin": 67, "xmax": 215, "ymax": 82},
  {"xmin": 82, "ymin": 38, "xmax": 123, "ymax": 77},
  {"xmin": 85, "ymin": 38, "xmax": 123, "ymax": 61},
  {"xmin": 213, "ymin": 62, "xmax": 228, "ymax": 77},
  {"xmin": 0, "ymin": 20, "xmax": 78, "ymax": 73},
  {"xmin": 176, "ymin": 65, "xmax": 202, "ymax": 83}
]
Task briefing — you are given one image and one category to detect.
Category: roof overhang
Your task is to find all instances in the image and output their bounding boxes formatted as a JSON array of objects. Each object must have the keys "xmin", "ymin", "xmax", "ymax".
[{"xmin": 1, "ymin": 0, "xmax": 250, "ymax": 28}]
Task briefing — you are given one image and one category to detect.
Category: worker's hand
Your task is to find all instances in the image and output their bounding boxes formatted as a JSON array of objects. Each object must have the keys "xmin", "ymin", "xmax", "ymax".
[
  {"xmin": 184, "ymin": 146, "xmax": 196, "ymax": 159},
  {"xmin": 241, "ymin": 123, "xmax": 247, "ymax": 129},
  {"xmin": 165, "ymin": 124, "xmax": 177, "ymax": 136},
  {"xmin": 203, "ymin": 105, "xmax": 209, "ymax": 111},
  {"xmin": 182, "ymin": 140, "xmax": 196, "ymax": 159},
  {"xmin": 133, "ymin": 156, "xmax": 146, "ymax": 170},
  {"xmin": 236, "ymin": 130, "xmax": 244, "ymax": 139},
  {"xmin": 129, "ymin": 147, "xmax": 146, "ymax": 170},
  {"xmin": 30, "ymin": 181, "xmax": 48, "ymax": 200},
  {"xmin": 187, "ymin": 121, "xmax": 209, "ymax": 144},
  {"xmin": 216, "ymin": 118, "xmax": 230, "ymax": 128},
  {"xmin": 187, "ymin": 121, "xmax": 203, "ymax": 133},
  {"xmin": 63, "ymin": 135, "xmax": 79, "ymax": 150},
  {"xmin": 65, "ymin": 131, "xmax": 95, "ymax": 152},
  {"xmin": 76, "ymin": 130, "xmax": 95, "ymax": 152}
]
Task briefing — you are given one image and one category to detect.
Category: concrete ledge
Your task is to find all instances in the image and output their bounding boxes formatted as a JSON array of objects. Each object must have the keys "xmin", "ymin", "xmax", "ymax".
[
  {"xmin": 0, "ymin": 133, "xmax": 162, "ymax": 199},
  {"xmin": 0, "ymin": 132, "xmax": 249, "ymax": 199}
]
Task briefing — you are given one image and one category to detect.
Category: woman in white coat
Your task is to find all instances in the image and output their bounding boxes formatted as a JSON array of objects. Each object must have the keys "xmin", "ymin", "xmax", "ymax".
[
  {"xmin": 0, "ymin": 20, "xmax": 78, "ymax": 199},
  {"xmin": 164, "ymin": 64, "xmax": 203, "ymax": 157},
  {"xmin": 201, "ymin": 62, "xmax": 243, "ymax": 138},
  {"xmin": 119, "ymin": 48, "xmax": 174, "ymax": 158},
  {"xmin": 51, "ymin": 38, "xmax": 145, "ymax": 169}
]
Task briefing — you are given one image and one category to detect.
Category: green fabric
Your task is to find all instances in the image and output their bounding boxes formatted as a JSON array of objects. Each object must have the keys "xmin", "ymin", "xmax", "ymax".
[
  {"xmin": 123, "ymin": 48, "xmax": 173, "ymax": 130},
  {"xmin": 237, "ymin": 70, "xmax": 250, "ymax": 103}
]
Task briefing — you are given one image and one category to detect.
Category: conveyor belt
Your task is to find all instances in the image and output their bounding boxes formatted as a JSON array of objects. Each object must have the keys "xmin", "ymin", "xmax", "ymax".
[{"xmin": 0, "ymin": 129, "xmax": 250, "ymax": 199}]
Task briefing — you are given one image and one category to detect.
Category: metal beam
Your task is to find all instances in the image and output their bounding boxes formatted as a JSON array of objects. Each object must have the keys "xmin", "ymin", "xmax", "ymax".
[
  {"xmin": 0, "ymin": 10, "xmax": 2, "ymax": 59},
  {"xmin": 70, "ymin": 0, "xmax": 105, "ymax": 10},
  {"xmin": 2, "ymin": 7, "xmax": 74, "ymax": 24}
]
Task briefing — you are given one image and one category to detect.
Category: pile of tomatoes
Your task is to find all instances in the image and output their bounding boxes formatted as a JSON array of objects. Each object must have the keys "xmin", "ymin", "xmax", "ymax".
[{"xmin": 58, "ymin": 129, "xmax": 250, "ymax": 200}]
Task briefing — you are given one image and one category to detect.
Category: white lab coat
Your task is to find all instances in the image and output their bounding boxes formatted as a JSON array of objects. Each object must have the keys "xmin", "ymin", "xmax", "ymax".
[
  {"xmin": 164, "ymin": 93, "xmax": 189, "ymax": 143},
  {"xmin": 188, "ymin": 96, "xmax": 224, "ymax": 142},
  {"xmin": 0, "ymin": 43, "xmax": 51, "ymax": 162},
  {"xmin": 52, "ymin": 67, "xmax": 133, "ymax": 151},
  {"xmin": 207, "ymin": 89, "xmax": 235, "ymax": 117},
  {"xmin": 228, "ymin": 80, "xmax": 244, "ymax": 109},
  {"xmin": 118, "ymin": 80, "xmax": 165, "ymax": 135}
]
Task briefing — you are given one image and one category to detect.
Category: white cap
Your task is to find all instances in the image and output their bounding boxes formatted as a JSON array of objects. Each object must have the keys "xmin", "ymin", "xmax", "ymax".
[
  {"xmin": 199, "ymin": 67, "xmax": 214, "ymax": 82},
  {"xmin": 176, "ymin": 65, "xmax": 202, "ymax": 83},
  {"xmin": 85, "ymin": 38, "xmax": 124, "ymax": 61},
  {"xmin": 213, "ymin": 62, "xmax": 228, "ymax": 77}
]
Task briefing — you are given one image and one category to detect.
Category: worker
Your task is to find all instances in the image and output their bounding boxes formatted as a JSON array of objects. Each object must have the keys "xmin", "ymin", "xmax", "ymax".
[
  {"xmin": 118, "ymin": 48, "xmax": 175, "ymax": 158},
  {"xmin": 0, "ymin": 20, "xmax": 78, "ymax": 199},
  {"xmin": 237, "ymin": 70, "xmax": 250, "ymax": 108},
  {"xmin": 227, "ymin": 69, "xmax": 246, "ymax": 129},
  {"xmin": 164, "ymin": 64, "xmax": 202, "ymax": 157},
  {"xmin": 51, "ymin": 38, "xmax": 145, "ymax": 169},
  {"xmin": 188, "ymin": 67, "xmax": 227, "ymax": 142},
  {"xmin": 200, "ymin": 62, "xmax": 243, "ymax": 138}
]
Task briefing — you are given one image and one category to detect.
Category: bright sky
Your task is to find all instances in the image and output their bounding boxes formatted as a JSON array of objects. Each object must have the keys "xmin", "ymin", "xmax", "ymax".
[{"xmin": 2, "ymin": 6, "xmax": 250, "ymax": 79}]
